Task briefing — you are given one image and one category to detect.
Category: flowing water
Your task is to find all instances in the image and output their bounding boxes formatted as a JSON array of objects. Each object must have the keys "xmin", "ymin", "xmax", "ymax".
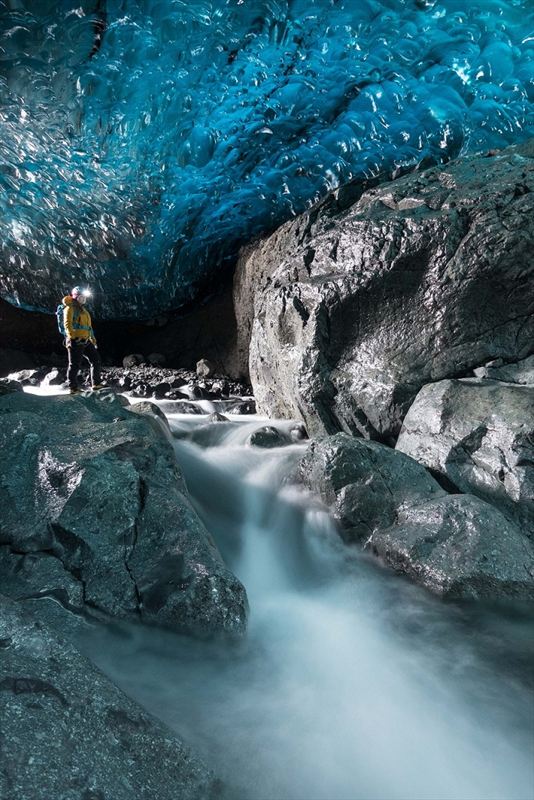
[{"xmin": 26, "ymin": 388, "xmax": 534, "ymax": 799}]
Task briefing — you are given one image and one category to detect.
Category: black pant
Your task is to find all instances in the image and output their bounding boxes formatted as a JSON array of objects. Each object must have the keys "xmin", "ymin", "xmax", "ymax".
[{"xmin": 67, "ymin": 340, "xmax": 102, "ymax": 389}]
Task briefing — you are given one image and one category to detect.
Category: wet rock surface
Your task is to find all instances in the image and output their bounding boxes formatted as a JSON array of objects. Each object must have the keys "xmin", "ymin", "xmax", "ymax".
[
  {"xmin": 0, "ymin": 390, "xmax": 247, "ymax": 637},
  {"xmin": 0, "ymin": 596, "xmax": 220, "ymax": 800},
  {"xmin": 371, "ymin": 495, "xmax": 534, "ymax": 602},
  {"xmin": 294, "ymin": 434, "xmax": 445, "ymax": 543},
  {"xmin": 293, "ymin": 434, "xmax": 534, "ymax": 601},
  {"xmin": 247, "ymin": 426, "xmax": 291, "ymax": 449},
  {"xmin": 238, "ymin": 142, "xmax": 534, "ymax": 441},
  {"xmin": 396, "ymin": 378, "xmax": 534, "ymax": 536}
]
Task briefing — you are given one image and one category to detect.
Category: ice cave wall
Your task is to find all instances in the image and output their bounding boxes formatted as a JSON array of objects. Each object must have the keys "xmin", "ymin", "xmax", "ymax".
[{"xmin": 1, "ymin": 0, "xmax": 533, "ymax": 318}]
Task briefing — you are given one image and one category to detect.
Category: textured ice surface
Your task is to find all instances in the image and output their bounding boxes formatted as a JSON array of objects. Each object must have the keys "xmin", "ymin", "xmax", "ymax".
[{"xmin": 1, "ymin": 0, "xmax": 533, "ymax": 317}]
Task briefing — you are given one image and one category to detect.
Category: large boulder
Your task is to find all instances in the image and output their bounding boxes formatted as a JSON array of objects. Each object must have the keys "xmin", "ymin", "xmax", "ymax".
[
  {"xmin": 396, "ymin": 378, "xmax": 534, "ymax": 536},
  {"xmin": 0, "ymin": 596, "xmax": 220, "ymax": 800},
  {"xmin": 0, "ymin": 391, "xmax": 247, "ymax": 636},
  {"xmin": 292, "ymin": 434, "xmax": 534, "ymax": 600},
  {"xmin": 293, "ymin": 433, "xmax": 445, "ymax": 543},
  {"xmin": 237, "ymin": 142, "xmax": 534, "ymax": 441},
  {"xmin": 369, "ymin": 495, "xmax": 534, "ymax": 602}
]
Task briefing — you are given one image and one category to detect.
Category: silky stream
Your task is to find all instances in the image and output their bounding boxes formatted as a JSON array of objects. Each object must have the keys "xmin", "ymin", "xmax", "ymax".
[{"xmin": 72, "ymin": 399, "xmax": 534, "ymax": 800}]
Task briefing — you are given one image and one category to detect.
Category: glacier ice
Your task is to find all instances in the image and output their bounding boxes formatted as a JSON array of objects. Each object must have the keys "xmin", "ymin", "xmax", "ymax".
[{"xmin": 0, "ymin": 0, "xmax": 533, "ymax": 317}]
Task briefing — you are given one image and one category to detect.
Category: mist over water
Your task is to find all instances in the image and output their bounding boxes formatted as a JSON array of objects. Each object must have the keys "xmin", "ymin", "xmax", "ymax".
[{"xmin": 80, "ymin": 408, "xmax": 534, "ymax": 800}]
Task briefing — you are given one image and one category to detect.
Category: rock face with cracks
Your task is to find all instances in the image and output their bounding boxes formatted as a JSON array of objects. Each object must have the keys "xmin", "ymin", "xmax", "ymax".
[
  {"xmin": 293, "ymin": 434, "xmax": 534, "ymax": 601},
  {"xmin": 0, "ymin": 596, "xmax": 221, "ymax": 800},
  {"xmin": 238, "ymin": 141, "xmax": 534, "ymax": 442},
  {"xmin": 396, "ymin": 378, "xmax": 534, "ymax": 536},
  {"xmin": 0, "ymin": 390, "xmax": 247, "ymax": 636}
]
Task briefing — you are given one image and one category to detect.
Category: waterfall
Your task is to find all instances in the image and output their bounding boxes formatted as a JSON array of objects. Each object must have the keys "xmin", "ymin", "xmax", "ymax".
[{"xmin": 78, "ymin": 403, "xmax": 534, "ymax": 800}]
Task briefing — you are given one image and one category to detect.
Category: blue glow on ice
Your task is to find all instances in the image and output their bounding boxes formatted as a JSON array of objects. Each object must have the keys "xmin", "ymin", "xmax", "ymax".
[{"xmin": 1, "ymin": 0, "xmax": 533, "ymax": 316}]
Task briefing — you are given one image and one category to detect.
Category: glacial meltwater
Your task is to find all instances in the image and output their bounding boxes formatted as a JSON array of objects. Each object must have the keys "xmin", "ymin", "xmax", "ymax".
[{"xmin": 67, "ymin": 400, "xmax": 534, "ymax": 800}]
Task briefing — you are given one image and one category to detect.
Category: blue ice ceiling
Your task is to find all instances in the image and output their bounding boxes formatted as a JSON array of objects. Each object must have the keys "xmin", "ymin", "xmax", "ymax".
[{"xmin": 1, "ymin": 0, "xmax": 533, "ymax": 318}]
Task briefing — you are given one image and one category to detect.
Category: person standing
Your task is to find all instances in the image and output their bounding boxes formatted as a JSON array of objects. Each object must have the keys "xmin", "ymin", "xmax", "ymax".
[{"xmin": 62, "ymin": 286, "xmax": 103, "ymax": 395}]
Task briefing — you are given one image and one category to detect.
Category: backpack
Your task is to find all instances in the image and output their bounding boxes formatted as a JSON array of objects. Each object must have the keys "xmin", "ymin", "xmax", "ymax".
[
  {"xmin": 56, "ymin": 302, "xmax": 86, "ymax": 338},
  {"xmin": 56, "ymin": 303, "xmax": 66, "ymax": 336}
]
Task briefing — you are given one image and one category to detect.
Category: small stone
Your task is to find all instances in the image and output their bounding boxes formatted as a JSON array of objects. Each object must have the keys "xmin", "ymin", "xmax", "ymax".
[
  {"xmin": 228, "ymin": 399, "xmax": 256, "ymax": 415},
  {"xmin": 206, "ymin": 412, "xmax": 230, "ymax": 423},
  {"xmin": 290, "ymin": 423, "xmax": 308, "ymax": 441},
  {"xmin": 210, "ymin": 380, "xmax": 229, "ymax": 397},
  {"xmin": 247, "ymin": 426, "xmax": 288, "ymax": 448},
  {"xmin": 196, "ymin": 358, "xmax": 215, "ymax": 378},
  {"xmin": 188, "ymin": 383, "xmax": 210, "ymax": 400},
  {"xmin": 154, "ymin": 382, "xmax": 171, "ymax": 399},
  {"xmin": 122, "ymin": 354, "xmax": 144, "ymax": 369}
]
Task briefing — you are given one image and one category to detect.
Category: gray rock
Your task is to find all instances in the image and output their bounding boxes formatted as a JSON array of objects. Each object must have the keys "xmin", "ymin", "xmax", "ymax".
[
  {"xmin": 0, "ymin": 391, "xmax": 247, "ymax": 636},
  {"xmin": 369, "ymin": 495, "xmax": 534, "ymax": 602},
  {"xmin": 97, "ymin": 389, "xmax": 130, "ymax": 407},
  {"xmin": 211, "ymin": 380, "xmax": 230, "ymax": 397},
  {"xmin": 227, "ymin": 399, "xmax": 256, "ymax": 415},
  {"xmin": 396, "ymin": 378, "xmax": 534, "ymax": 535},
  {"xmin": 0, "ymin": 596, "xmax": 220, "ymax": 800},
  {"xmin": 237, "ymin": 143, "xmax": 534, "ymax": 441},
  {"xmin": 247, "ymin": 426, "xmax": 289, "ymax": 449},
  {"xmin": 0, "ymin": 379, "xmax": 23, "ymax": 395},
  {"xmin": 292, "ymin": 434, "xmax": 534, "ymax": 600},
  {"xmin": 162, "ymin": 400, "xmax": 204, "ymax": 414},
  {"xmin": 473, "ymin": 354, "xmax": 534, "ymax": 385},
  {"xmin": 196, "ymin": 358, "xmax": 216, "ymax": 378},
  {"xmin": 128, "ymin": 400, "xmax": 169, "ymax": 427},
  {"xmin": 154, "ymin": 381, "xmax": 172, "ymax": 398},
  {"xmin": 122, "ymin": 353, "xmax": 144, "ymax": 368},
  {"xmin": 293, "ymin": 433, "xmax": 445, "ymax": 543},
  {"xmin": 207, "ymin": 412, "xmax": 230, "ymax": 423},
  {"xmin": 187, "ymin": 382, "xmax": 210, "ymax": 400},
  {"xmin": 289, "ymin": 423, "xmax": 308, "ymax": 442}
]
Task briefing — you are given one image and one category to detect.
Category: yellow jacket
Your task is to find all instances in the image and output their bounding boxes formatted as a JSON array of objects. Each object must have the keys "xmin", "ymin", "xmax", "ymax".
[{"xmin": 63, "ymin": 295, "xmax": 96, "ymax": 345}]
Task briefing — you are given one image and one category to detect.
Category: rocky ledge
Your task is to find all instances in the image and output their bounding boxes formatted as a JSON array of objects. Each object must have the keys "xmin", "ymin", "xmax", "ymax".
[{"xmin": 8, "ymin": 363, "xmax": 256, "ymax": 413}]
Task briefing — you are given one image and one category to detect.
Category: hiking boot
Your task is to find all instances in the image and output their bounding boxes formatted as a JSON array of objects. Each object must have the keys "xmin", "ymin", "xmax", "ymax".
[{"xmin": 69, "ymin": 387, "xmax": 81, "ymax": 395}]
